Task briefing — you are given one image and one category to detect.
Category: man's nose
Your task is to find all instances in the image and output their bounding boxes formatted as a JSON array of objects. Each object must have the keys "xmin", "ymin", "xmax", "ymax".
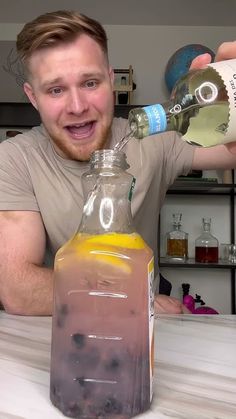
[{"xmin": 66, "ymin": 90, "xmax": 89, "ymax": 114}]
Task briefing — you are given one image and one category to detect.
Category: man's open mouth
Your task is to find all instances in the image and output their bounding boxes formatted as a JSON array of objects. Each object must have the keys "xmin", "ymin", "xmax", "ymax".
[{"xmin": 65, "ymin": 121, "xmax": 95, "ymax": 138}]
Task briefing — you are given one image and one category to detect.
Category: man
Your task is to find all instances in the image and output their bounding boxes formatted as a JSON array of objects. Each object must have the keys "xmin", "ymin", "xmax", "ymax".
[{"xmin": 0, "ymin": 10, "xmax": 235, "ymax": 315}]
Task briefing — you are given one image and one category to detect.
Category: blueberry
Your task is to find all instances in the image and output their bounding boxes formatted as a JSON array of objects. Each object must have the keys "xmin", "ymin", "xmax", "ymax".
[
  {"xmin": 75, "ymin": 376, "xmax": 86, "ymax": 387},
  {"xmin": 74, "ymin": 377, "xmax": 91, "ymax": 400},
  {"xmin": 72, "ymin": 333, "xmax": 85, "ymax": 348},
  {"xmin": 105, "ymin": 357, "xmax": 120, "ymax": 370},
  {"xmin": 103, "ymin": 397, "xmax": 123, "ymax": 414},
  {"xmin": 50, "ymin": 382, "xmax": 61, "ymax": 405},
  {"xmin": 56, "ymin": 304, "xmax": 68, "ymax": 328},
  {"xmin": 65, "ymin": 402, "xmax": 82, "ymax": 417}
]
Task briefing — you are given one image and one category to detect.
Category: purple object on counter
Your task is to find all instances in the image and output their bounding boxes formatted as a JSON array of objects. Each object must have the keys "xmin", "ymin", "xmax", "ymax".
[{"xmin": 183, "ymin": 295, "xmax": 218, "ymax": 314}]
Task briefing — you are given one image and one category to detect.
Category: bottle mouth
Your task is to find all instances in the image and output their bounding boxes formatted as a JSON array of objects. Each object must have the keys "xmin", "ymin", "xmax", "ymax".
[
  {"xmin": 90, "ymin": 149, "xmax": 130, "ymax": 169},
  {"xmin": 195, "ymin": 81, "xmax": 218, "ymax": 104}
]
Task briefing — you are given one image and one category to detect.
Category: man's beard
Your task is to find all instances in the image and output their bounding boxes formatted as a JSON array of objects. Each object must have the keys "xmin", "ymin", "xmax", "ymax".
[{"xmin": 48, "ymin": 123, "xmax": 113, "ymax": 162}]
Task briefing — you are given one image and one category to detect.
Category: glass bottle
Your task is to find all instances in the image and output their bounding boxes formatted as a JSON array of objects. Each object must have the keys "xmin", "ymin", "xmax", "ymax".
[
  {"xmin": 195, "ymin": 217, "xmax": 219, "ymax": 263},
  {"xmin": 166, "ymin": 213, "xmax": 188, "ymax": 260},
  {"xmin": 50, "ymin": 149, "xmax": 154, "ymax": 419},
  {"xmin": 128, "ymin": 59, "xmax": 236, "ymax": 147}
]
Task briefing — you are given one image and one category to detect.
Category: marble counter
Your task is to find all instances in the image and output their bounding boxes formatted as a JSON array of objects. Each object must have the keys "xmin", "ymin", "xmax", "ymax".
[{"xmin": 0, "ymin": 312, "xmax": 236, "ymax": 419}]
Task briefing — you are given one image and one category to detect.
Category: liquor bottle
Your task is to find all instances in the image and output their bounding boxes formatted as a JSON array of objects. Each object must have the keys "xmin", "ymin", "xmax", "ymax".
[
  {"xmin": 128, "ymin": 59, "xmax": 236, "ymax": 147},
  {"xmin": 50, "ymin": 149, "xmax": 155, "ymax": 418},
  {"xmin": 166, "ymin": 213, "xmax": 188, "ymax": 260},
  {"xmin": 195, "ymin": 217, "xmax": 219, "ymax": 263}
]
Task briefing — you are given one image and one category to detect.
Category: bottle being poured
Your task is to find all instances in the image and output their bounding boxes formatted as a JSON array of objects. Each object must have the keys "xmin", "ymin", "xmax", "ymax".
[{"xmin": 119, "ymin": 59, "xmax": 236, "ymax": 148}]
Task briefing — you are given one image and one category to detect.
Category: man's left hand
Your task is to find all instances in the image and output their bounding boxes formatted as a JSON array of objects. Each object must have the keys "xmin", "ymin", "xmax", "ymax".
[{"xmin": 190, "ymin": 41, "xmax": 236, "ymax": 154}]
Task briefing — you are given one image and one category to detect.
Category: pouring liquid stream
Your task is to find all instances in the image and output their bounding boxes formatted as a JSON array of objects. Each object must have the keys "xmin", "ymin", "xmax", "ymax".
[
  {"xmin": 113, "ymin": 129, "xmax": 134, "ymax": 151},
  {"xmin": 83, "ymin": 130, "xmax": 135, "ymax": 214}
]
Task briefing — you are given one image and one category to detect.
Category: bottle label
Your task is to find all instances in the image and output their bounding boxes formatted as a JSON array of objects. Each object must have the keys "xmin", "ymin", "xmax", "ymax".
[
  {"xmin": 143, "ymin": 104, "xmax": 167, "ymax": 135},
  {"xmin": 128, "ymin": 177, "xmax": 136, "ymax": 201},
  {"xmin": 208, "ymin": 59, "xmax": 236, "ymax": 142},
  {"xmin": 148, "ymin": 257, "xmax": 154, "ymax": 401}
]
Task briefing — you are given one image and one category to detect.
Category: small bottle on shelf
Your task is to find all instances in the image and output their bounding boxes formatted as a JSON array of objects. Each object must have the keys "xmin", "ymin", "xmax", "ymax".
[
  {"xmin": 195, "ymin": 217, "xmax": 219, "ymax": 263},
  {"xmin": 166, "ymin": 213, "xmax": 188, "ymax": 261}
]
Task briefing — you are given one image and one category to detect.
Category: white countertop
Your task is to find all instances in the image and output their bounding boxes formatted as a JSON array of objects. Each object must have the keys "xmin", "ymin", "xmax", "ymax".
[{"xmin": 0, "ymin": 312, "xmax": 236, "ymax": 419}]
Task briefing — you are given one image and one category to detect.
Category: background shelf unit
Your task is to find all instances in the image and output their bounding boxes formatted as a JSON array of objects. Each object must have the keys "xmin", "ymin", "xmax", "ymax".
[{"xmin": 158, "ymin": 176, "xmax": 236, "ymax": 314}]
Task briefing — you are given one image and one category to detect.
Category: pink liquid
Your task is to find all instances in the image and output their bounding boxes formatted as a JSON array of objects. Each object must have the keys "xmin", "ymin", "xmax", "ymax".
[{"xmin": 50, "ymin": 235, "xmax": 154, "ymax": 418}]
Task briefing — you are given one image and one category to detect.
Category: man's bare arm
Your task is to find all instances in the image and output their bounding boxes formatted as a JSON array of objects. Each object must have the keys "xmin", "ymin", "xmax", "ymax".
[
  {"xmin": 0, "ymin": 211, "xmax": 53, "ymax": 315},
  {"xmin": 192, "ymin": 143, "xmax": 236, "ymax": 171}
]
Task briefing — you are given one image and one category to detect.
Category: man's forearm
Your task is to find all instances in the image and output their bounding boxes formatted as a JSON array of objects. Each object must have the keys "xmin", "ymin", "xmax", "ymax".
[{"xmin": 1, "ymin": 263, "xmax": 54, "ymax": 316}]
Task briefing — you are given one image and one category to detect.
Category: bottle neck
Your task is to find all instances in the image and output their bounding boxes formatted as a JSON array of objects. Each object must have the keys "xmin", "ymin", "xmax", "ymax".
[
  {"xmin": 79, "ymin": 150, "xmax": 135, "ymax": 235},
  {"xmin": 202, "ymin": 218, "xmax": 211, "ymax": 233},
  {"xmin": 172, "ymin": 214, "xmax": 182, "ymax": 231},
  {"xmin": 89, "ymin": 149, "xmax": 130, "ymax": 170},
  {"xmin": 162, "ymin": 100, "xmax": 202, "ymax": 134},
  {"xmin": 203, "ymin": 222, "xmax": 211, "ymax": 232},
  {"xmin": 173, "ymin": 223, "xmax": 181, "ymax": 231}
]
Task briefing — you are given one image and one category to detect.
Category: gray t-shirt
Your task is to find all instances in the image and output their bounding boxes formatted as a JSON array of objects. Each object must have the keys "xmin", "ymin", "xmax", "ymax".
[{"xmin": 0, "ymin": 117, "xmax": 194, "ymax": 274}]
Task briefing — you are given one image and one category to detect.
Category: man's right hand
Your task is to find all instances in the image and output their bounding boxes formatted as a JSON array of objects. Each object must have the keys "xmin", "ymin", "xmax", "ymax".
[{"xmin": 154, "ymin": 294, "xmax": 191, "ymax": 314}]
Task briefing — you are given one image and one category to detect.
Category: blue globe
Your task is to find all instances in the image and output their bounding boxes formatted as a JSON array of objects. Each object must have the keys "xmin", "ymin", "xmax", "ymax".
[{"xmin": 165, "ymin": 44, "xmax": 215, "ymax": 93}]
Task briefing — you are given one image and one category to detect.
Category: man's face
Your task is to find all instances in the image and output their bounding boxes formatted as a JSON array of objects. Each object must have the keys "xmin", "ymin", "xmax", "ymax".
[{"xmin": 24, "ymin": 34, "xmax": 115, "ymax": 161}]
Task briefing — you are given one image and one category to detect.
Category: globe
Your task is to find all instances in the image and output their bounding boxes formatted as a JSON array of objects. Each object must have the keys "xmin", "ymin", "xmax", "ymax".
[{"xmin": 165, "ymin": 44, "xmax": 215, "ymax": 93}]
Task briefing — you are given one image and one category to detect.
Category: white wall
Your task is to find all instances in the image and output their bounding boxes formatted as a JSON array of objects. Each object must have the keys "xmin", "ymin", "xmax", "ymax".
[
  {"xmin": 1, "ymin": 23, "xmax": 236, "ymax": 104},
  {"xmin": 1, "ymin": 22, "xmax": 235, "ymax": 313},
  {"xmin": 107, "ymin": 25, "xmax": 236, "ymax": 104}
]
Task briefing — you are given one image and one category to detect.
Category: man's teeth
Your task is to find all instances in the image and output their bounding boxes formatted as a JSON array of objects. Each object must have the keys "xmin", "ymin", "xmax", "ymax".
[{"xmin": 71, "ymin": 122, "xmax": 88, "ymax": 127}]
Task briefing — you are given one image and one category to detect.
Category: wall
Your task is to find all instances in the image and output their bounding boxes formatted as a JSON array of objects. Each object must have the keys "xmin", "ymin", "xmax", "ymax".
[
  {"xmin": 0, "ymin": 22, "xmax": 235, "ymax": 313},
  {"xmin": 1, "ymin": 23, "xmax": 236, "ymax": 104},
  {"xmin": 106, "ymin": 25, "xmax": 236, "ymax": 104}
]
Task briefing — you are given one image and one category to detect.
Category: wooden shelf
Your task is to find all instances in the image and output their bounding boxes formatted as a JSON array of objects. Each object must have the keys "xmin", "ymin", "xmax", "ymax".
[
  {"xmin": 114, "ymin": 85, "xmax": 133, "ymax": 92},
  {"xmin": 160, "ymin": 257, "xmax": 236, "ymax": 269},
  {"xmin": 113, "ymin": 65, "xmax": 134, "ymax": 104}
]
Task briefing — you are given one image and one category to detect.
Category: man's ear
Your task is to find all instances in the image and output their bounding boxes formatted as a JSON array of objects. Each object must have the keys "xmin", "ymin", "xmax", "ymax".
[
  {"xmin": 23, "ymin": 82, "xmax": 38, "ymax": 110},
  {"xmin": 109, "ymin": 66, "xmax": 115, "ymax": 87}
]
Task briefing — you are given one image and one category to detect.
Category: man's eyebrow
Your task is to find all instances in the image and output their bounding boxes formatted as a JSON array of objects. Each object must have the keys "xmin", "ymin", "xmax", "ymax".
[
  {"xmin": 80, "ymin": 71, "xmax": 105, "ymax": 79},
  {"xmin": 41, "ymin": 72, "xmax": 104, "ymax": 89},
  {"xmin": 41, "ymin": 78, "xmax": 63, "ymax": 88}
]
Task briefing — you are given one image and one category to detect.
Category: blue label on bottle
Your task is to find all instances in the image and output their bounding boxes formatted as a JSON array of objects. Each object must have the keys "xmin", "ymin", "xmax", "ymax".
[{"xmin": 143, "ymin": 104, "xmax": 167, "ymax": 135}]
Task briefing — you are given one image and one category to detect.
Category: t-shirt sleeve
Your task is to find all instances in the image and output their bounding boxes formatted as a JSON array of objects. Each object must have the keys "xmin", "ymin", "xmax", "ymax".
[
  {"xmin": 160, "ymin": 131, "xmax": 195, "ymax": 186},
  {"xmin": 0, "ymin": 141, "xmax": 39, "ymax": 211}
]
